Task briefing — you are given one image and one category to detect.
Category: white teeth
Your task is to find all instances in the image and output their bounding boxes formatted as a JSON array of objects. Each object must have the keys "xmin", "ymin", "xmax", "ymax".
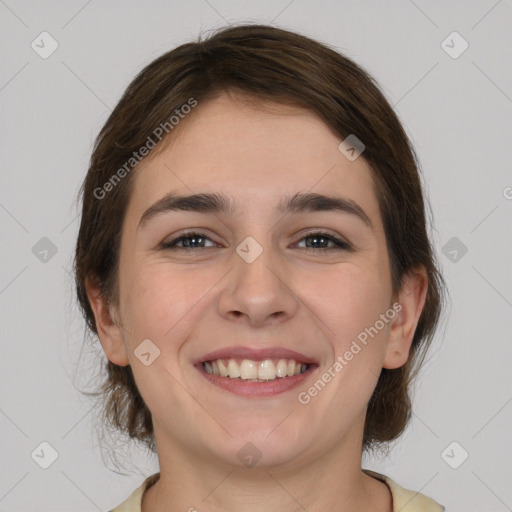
[
  {"xmin": 227, "ymin": 359, "xmax": 241, "ymax": 378},
  {"xmin": 240, "ymin": 359, "xmax": 258, "ymax": 379},
  {"xmin": 203, "ymin": 358, "xmax": 308, "ymax": 381},
  {"xmin": 258, "ymin": 360, "xmax": 276, "ymax": 380},
  {"xmin": 217, "ymin": 359, "xmax": 229, "ymax": 377},
  {"xmin": 276, "ymin": 359, "xmax": 288, "ymax": 377}
]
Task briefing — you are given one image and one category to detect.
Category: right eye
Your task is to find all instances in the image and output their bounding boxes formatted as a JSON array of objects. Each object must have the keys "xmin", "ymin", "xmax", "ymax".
[{"xmin": 161, "ymin": 231, "xmax": 217, "ymax": 250}]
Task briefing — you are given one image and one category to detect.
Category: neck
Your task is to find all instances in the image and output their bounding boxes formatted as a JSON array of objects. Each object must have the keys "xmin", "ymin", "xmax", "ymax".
[{"xmin": 141, "ymin": 425, "xmax": 392, "ymax": 512}]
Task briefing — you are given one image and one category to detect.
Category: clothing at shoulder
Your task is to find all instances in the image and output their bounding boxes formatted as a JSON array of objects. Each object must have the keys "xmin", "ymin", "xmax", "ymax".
[
  {"xmin": 363, "ymin": 469, "xmax": 445, "ymax": 512},
  {"xmin": 108, "ymin": 473, "xmax": 160, "ymax": 512},
  {"xmin": 109, "ymin": 470, "xmax": 445, "ymax": 512}
]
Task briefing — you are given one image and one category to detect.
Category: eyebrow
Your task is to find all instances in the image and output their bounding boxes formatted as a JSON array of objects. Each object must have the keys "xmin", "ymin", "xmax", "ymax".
[{"xmin": 138, "ymin": 191, "xmax": 373, "ymax": 230}]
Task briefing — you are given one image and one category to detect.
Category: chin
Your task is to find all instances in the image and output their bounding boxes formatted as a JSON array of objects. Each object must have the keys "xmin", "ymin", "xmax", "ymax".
[{"xmin": 206, "ymin": 428, "xmax": 309, "ymax": 470}]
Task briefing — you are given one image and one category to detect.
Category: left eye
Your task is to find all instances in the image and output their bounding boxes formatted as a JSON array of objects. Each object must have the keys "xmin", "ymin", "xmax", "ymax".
[
  {"xmin": 295, "ymin": 232, "xmax": 351, "ymax": 252},
  {"xmin": 161, "ymin": 231, "xmax": 351, "ymax": 252}
]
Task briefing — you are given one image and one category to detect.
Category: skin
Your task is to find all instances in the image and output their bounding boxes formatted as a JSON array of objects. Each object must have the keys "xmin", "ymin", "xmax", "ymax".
[{"xmin": 86, "ymin": 90, "xmax": 428, "ymax": 512}]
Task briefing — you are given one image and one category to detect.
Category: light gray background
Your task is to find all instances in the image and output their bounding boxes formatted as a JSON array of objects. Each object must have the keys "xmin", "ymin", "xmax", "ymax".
[{"xmin": 1, "ymin": 1, "xmax": 511, "ymax": 511}]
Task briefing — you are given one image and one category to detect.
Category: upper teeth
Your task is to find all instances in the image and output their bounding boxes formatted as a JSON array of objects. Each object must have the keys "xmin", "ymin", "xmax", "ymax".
[{"xmin": 203, "ymin": 359, "xmax": 308, "ymax": 381}]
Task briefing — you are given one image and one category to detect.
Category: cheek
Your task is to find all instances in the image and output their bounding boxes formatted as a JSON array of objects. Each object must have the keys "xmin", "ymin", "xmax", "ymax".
[
  {"xmin": 118, "ymin": 264, "xmax": 208, "ymax": 416},
  {"xmin": 305, "ymin": 263, "xmax": 391, "ymax": 404},
  {"xmin": 333, "ymin": 279, "xmax": 392, "ymax": 394},
  {"xmin": 304, "ymin": 263, "xmax": 391, "ymax": 345},
  {"xmin": 119, "ymin": 262, "xmax": 218, "ymax": 347}
]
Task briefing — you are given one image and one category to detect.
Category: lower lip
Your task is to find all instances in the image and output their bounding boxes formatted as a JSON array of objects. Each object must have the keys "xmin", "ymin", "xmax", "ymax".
[{"xmin": 195, "ymin": 364, "xmax": 316, "ymax": 397}]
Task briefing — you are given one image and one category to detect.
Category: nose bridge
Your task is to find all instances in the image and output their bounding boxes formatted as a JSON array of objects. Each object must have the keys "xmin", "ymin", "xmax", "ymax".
[
  {"xmin": 236, "ymin": 232, "xmax": 278, "ymax": 288},
  {"xmin": 218, "ymin": 229, "xmax": 298, "ymax": 325}
]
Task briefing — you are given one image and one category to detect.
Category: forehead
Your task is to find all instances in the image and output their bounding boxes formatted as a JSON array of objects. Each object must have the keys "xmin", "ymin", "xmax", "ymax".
[{"xmin": 126, "ymin": 92, "xmax": 381, "ymax": 227}]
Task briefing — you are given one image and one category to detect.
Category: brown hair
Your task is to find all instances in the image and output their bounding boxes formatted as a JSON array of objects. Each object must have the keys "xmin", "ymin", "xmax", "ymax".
[{"xmin": 74, "ymin": 23, "xmax": 446, "ymax": 455}]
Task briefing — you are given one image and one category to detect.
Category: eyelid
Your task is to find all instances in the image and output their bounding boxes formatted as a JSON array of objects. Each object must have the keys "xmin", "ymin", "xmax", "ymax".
[
  {"xmin": 295, "ymin": 229, "xmax": 353, "ymax": 251},
  {"xmin": 160, "ymin": 228, "xmax": 353, "ymax": 252},
  {"xmin": 160, "ymin": 228, "xmax": 219, "ymax": 249},
  {"xmin": 296, "ymin": 228, "xmax": 350, "ymax": 243}
]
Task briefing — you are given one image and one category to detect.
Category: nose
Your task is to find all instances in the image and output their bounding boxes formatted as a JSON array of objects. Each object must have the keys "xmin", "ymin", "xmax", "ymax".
[{"xmin": 217, "ymin": 236, "xmax": 299, "ymax": 328}]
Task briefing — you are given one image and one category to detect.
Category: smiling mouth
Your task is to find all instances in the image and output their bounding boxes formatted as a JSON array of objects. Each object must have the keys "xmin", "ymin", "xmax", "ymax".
[{"xmin": 202, "ymin": 358, "xmax": 310, "ymax": 382}]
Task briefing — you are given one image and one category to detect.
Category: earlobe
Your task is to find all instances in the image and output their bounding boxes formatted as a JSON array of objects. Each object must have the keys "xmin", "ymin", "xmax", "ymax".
[
  {"xmin": 383, "ymin": 266, "xmax": 428, "ymax": 369},
  {"xmin": 85, "ymin": 276, "xmax": 130, "ymax": 367}
]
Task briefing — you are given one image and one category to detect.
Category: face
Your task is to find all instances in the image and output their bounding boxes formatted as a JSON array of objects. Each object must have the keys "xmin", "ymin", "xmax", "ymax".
[{"xmin": 91, "ymin": 91, "xmax": 423, "ymax": 471}]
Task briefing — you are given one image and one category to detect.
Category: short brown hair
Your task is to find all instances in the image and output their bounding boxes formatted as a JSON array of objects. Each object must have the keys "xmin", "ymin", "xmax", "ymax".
[{"xmin": 74, "ymin": 23, "xmax": 446, "ymax": 455}]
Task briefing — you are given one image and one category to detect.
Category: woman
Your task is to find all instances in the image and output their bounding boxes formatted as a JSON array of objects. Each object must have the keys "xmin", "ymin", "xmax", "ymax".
[{"xmin": 75, "ymin": 23, "xmax": 446, "ymax": 512}]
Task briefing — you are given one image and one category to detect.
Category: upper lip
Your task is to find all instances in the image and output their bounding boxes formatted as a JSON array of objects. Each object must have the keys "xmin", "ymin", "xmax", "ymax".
[{"xmin": 195, "ymin": 346, "xmax": 318, "ymax": 365}]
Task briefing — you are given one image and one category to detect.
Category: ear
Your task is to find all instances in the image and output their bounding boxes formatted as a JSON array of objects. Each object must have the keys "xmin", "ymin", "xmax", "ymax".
[
  {"xmin": 85, "ymin": 276, "xmax": 130, "ymax": 366},
  {"xmin": 383, "ymin": 266, "xmax": 428, "ymax": 369}
]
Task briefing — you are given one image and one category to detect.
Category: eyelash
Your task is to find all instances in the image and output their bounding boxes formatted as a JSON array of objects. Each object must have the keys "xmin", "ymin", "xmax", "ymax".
[{"xmin": 161, "ymin": 230, "xmax": 352, "ymax": 253}]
